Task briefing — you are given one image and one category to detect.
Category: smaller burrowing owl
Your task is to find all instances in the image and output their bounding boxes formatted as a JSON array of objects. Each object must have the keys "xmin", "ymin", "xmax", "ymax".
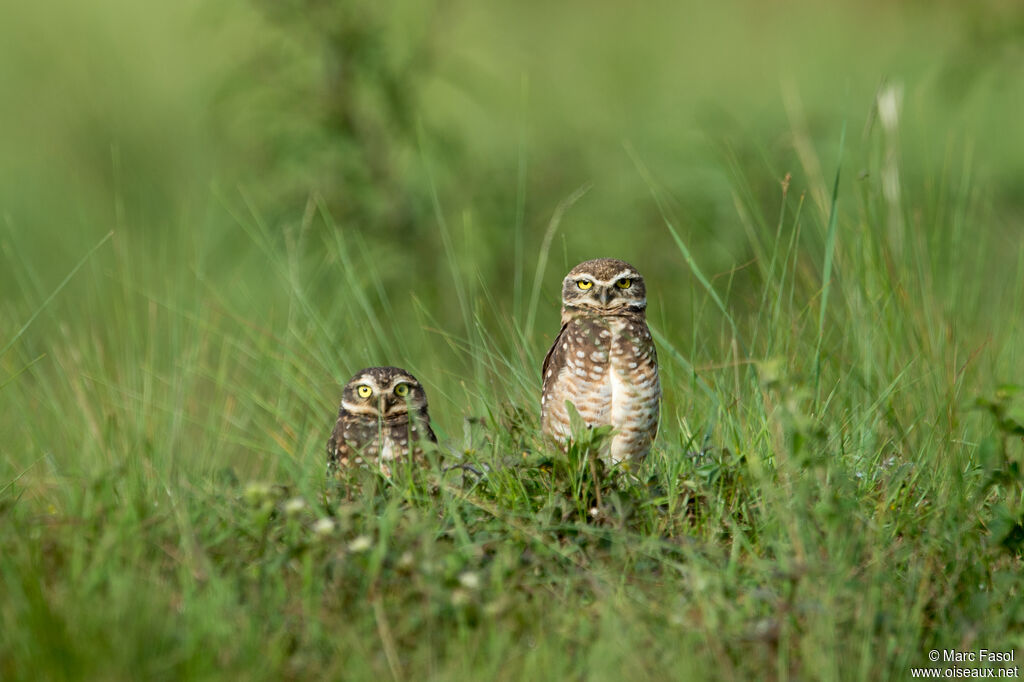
[
  {"xmin": 327, "ymin": 366, "xmax": 437, "ymax": 477},
  {"xmin": 541, "ymin": 258, "xmax": 660, "ymax": 464}
]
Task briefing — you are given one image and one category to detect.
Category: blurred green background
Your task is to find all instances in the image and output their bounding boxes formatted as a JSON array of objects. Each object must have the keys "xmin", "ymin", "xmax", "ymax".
[
  {"xmin": 3, "ymin": 0, "xmax": 1023, "ymax": 468},
  {"xmin": 2, "ymin": 0, "xmax": 1023, "ymax": 484}
]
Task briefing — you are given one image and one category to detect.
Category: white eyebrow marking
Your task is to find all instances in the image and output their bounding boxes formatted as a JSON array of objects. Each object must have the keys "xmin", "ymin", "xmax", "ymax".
[
  {"xmin": 609, "ymin": 269, "xmax": 639, "ymax": 282},
  {"xmin": 354, "ymin": 376, "xmax": 381, "ymax": 391},
  {"xmin": 565, "ymin": 269, "xmax": 640, "ymax": 287},
  {"xmin": 386, "ymin": 376, "xmax": 416, "ymax": 390}
]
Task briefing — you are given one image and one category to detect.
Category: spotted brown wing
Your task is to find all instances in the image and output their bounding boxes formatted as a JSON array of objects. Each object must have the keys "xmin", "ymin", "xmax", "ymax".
[{"xmin": 541, "ymin": 323, "xmax": 568, "ymax": 399}]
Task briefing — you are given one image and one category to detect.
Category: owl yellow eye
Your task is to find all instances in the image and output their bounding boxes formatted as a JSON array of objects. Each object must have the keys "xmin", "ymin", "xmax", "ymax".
[
  {"xmin": 616, "ymin": 278, "xmax": 632, "ymax": 289},
  {"xmin": 356, "ymin": 385, "xmax": 372, "ymax": 398},
  {"xmin": 394, "ymin": 383, "xmax": 410, "ymax": 397},
  {"xmin": 577, "ymin": 280, "xmax": 593, "ymax": 290}
]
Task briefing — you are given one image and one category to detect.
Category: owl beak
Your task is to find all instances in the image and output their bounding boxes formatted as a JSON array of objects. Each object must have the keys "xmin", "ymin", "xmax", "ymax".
[{"xmin": 599, "ymin": 288, "xmax": 613, "ymax": 305}]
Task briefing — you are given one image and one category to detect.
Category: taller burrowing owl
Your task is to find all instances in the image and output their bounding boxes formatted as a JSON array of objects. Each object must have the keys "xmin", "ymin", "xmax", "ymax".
[
  {"xmin": 541, "ymin": 258, "xmax": 660, "ymax": 463},
  {"xmin": 327, "ymin": 366, "xmax": 437, "ymax": 477}
]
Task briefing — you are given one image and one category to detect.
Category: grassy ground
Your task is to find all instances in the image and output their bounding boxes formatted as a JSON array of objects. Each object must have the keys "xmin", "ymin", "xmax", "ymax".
[{"xmin": 2, "ymin": 1, "xmax": 1024, "ymax": 680}]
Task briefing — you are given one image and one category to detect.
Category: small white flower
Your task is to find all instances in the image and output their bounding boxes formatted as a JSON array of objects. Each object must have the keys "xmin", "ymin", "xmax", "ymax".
[
  {"xmin": 284, "ymin": 498, "xmax": 307, "ymax": 515},
  {"xmin": 348, "ymin": 535, "xmax": 373, "ymax": 553},
  {"xmin": 312, "ymin": 518, "xmax": 336, "ymax": 536},
  {"xmin": 877, "ymin": 83, "xmax": 903, "ymax": 133},
  {"xmin": 458, "ymin": 571, "xmax": 481, "ymax": 590}
]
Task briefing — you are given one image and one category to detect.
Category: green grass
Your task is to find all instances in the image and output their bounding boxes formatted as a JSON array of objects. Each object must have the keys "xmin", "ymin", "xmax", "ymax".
[{"xmin": 2, "ymin": 1, "xmax": 1024, "ymax": 680}]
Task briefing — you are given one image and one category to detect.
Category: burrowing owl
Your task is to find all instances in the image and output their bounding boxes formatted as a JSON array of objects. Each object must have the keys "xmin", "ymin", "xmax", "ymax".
[
  {"xmin": 541, "ymin": 258, "xmax": 660, "ymax": 464},
  {"xmin": 327, "ymin": 366, "xmax": 437, "ymax": 477}
]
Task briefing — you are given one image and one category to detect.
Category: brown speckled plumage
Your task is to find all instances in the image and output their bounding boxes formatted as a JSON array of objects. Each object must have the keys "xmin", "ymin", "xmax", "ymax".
[
  {"xmin": 327, "ymin": 366, "xmax": 436, "ymax": 478},
  {"xmin": 541, "ymin": 258, "xmax": 660, "ymax": 463}
]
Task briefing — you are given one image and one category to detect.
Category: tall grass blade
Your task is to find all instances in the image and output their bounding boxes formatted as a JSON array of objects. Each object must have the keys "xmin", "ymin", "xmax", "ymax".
[
  {"xmin": 815, "ymin": 122, "xmax": 847, "ymax": 395},
  {"xmin": 0, "ymin": 231, "xmax": 113, "ymax": 361},
  {"xmin": 626, "ymin": 143, "xmax": 743, "ymax": 350}
]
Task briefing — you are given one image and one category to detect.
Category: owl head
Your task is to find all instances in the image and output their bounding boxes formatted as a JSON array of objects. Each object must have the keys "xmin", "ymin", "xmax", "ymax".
[
  {"xmin": 560, "ymin": 258, "xmax": 647, "ymax": 317},
  {"xmin": 340, "ymin": 366, "xmax": 430, "ymax": 422}
]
